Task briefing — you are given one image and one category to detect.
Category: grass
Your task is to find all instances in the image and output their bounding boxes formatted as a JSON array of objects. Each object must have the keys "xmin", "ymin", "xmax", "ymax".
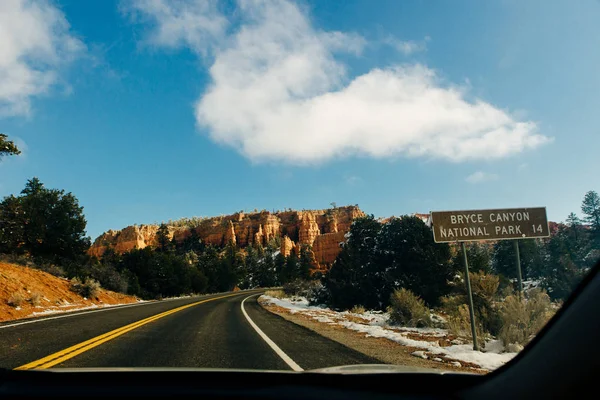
[
  {"xmin": 30, "ymin": 292, "xmax": 42, "ymax": 307},
  {"xmin": 350, "ymin": 305, "xmax": 366, "ymax": 314},
  {"xmin": 264, "ymin": 289, "xmax": 286, "ymax": 299},
  {"xmin": 7, "ymin": 292, "xmax": 26, "ymax": 308}
]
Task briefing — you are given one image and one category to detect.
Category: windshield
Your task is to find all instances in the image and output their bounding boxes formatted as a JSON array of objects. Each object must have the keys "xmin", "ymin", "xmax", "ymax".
[{"xmin": 1, "ymin": 0, "xmax": 598, "ymax": 376}]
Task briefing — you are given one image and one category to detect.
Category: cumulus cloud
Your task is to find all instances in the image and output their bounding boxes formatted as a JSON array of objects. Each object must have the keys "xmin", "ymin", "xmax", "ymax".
[
  {"xmin": 465, "ymin": 171, "xmax": 499, "ymax": 184},
  {"xmin": 0, "ymin": 0, "xmax": 84, "ymax": 117},
  {"xmin": 127, "ymin": 0, "xmax": 551, "ymax": 165}
]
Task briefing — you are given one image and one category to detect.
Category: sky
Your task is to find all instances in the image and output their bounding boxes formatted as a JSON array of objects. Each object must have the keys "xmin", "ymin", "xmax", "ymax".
[{"xmin": 1, "ymin": 0, "xmax": 599, "ymax": 240}]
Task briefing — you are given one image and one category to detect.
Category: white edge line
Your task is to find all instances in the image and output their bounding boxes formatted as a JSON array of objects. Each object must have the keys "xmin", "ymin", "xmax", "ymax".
[
  {"xmin": 0, "ymin": 295, "xmax": 202, "ymax": 330},
  {"xmin": 241, "ymin": 294, "xmax": 304, "ymax": 372},
  {"xmin": 0, "ymin": 302, "xmax": 154, "ymax": 329}
]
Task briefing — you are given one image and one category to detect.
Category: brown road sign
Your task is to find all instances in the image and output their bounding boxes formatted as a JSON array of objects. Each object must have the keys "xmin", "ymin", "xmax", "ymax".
[{"xmin": 430, "ymin": 207, "xmax": 549, "ymax": 243}]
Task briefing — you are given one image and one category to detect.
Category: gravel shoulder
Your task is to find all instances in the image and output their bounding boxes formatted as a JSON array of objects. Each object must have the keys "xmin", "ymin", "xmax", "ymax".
[{"xmin": 259, "ymin": 300, "xmax": 486, "ymax": 375}]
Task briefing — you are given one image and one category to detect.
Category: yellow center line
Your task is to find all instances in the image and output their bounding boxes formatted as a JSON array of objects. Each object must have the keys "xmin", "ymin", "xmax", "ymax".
[{"xmin": 15, "ymin": 291, "xmax": 261, "ymax": 370}]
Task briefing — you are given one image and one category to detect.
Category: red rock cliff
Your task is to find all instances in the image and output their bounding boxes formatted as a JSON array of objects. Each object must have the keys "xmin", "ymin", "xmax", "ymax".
[{"xmin": 88, "ymin": 206, "xmax": 365, "ymax": 269}]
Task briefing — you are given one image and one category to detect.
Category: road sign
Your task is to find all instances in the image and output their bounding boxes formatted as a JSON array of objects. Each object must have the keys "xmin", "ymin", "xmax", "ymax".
[{"xmin": 430, "ymin": 207, "xmax": 549, "ymax": 243}]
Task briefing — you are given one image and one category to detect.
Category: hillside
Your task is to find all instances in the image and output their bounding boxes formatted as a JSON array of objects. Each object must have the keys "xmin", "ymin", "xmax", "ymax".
[
  {"xmin": 89, "ymin": 206, "xmax": 365, "ymax": 270},
  {"xmin": 0, "ymin": 262, "xmax": 139, "ymax": 323}
]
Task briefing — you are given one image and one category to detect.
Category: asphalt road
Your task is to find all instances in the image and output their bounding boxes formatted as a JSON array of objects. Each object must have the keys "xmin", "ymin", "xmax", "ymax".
[{"xmin": 0, "ymin": 290, "xmax": 377, "ymax": 371}]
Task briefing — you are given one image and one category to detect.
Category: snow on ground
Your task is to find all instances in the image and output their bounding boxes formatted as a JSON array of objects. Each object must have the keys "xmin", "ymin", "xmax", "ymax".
[
  {"xmin": 28, "ymin": 300, "xmax": 146, "ymax": 317},
  {"xmin": 261, "ymin": 295, "xmax": 518, "ymax": 371}
]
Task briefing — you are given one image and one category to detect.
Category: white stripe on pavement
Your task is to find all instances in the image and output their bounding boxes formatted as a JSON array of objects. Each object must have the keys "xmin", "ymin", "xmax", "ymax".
[
  {"xmin": 0, "ymin": 302, "xmax": 155, "ymax": 329},
  {"xmin": 241, "ymin": 294, "xmax": 304, "ymax": 372}
]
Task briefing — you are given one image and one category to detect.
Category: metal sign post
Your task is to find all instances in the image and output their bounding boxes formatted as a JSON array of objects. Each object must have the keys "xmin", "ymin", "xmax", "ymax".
[
  {"xmin": 431, "ymin": 207, "xmax": 550, "ymax": 353},
  {"xmin": 461, "ymin": 242, "xmax": 479, "ymax": 351},
  {"xmin": 514, "ymin": 240, "xmax": 523, "ymax": 295}
]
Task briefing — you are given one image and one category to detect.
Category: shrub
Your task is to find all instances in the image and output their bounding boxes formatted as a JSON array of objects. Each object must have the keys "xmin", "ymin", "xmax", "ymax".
[
  {"xmin": 445, "ymin": 271, "xmax": 502, "ymax": 336},
  {"xmin": 446, "ymin": 303, "xmax": 488, "ymax": 349},
  {"xmin": 30, "ymin": 292, "xmax": 42, "ymax": 306},
  {"xmin": 498, "ymin": 289, "xmax": 555, "ymax": 346},
  {"xmin": 37, "ymin": 263, "xmax": 66, "ymax": 277},
  {"xmin": 283, "ymin": 279, "xmax": 314, "ymax": 297},
  {"xmin": 350, "ymin": 305, "xmax": 366, "ymax": 314},
  {"xmin": 388, "ymin": 288, "xmax": 431, "ymax": 327},
  {"xmin": 7, "ymin": 292, "xmax": 25, "ymax": 307},
  {"xmin": 264, "ymin": 289, "xmax": 285, "ymax": 299},
  {"xmin": 70, "ymin": 277, "xmax": 100, "ymax": 298}
]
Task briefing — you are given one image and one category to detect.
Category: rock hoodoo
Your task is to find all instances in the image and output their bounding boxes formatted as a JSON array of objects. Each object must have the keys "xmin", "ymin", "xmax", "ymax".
[{"xmin": 88, "ymin": 206, "xmax": 365, "ymax": 270}]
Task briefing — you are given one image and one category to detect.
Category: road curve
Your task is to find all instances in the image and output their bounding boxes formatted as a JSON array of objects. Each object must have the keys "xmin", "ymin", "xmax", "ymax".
[{"xmin": 0, "ymin": 291, "xmax": 377, "ymax": 370}]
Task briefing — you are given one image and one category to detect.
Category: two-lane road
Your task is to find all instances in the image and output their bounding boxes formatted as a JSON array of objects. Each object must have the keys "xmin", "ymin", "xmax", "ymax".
[{"xmin": 0, "ymin": 291, "xmax": 377, "ymax": 370}]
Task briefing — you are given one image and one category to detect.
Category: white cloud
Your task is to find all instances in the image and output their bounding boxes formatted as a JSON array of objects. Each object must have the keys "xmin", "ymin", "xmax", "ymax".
[
  {"xmin": 0, "ymin": 0, "xmax": 84, "ymax": 117},
  {"xmin": 127, "ymin": 0, "xmax": 551, "ymax": 165},
  {"xmin": 122, "ymin": 0, "xmax": 228, "ymax": 56},
  {"xmin": 383, "ymin": 35, "xmax": 429, "ymax": 55},
  {"xmin": 465, "ymin": 171, "xmax": 499, "ymax": 184}
]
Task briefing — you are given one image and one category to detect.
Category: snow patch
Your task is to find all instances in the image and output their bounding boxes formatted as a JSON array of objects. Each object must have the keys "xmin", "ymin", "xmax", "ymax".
[{"xmin": 260, "ymin": 295, "xmax": 519, "ymax": 371}]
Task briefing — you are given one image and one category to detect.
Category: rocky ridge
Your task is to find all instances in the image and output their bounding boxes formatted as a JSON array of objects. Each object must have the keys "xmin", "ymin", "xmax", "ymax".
[{"xmin": 88, "ymin": 206, "xmax": 365, "ymax": 269}]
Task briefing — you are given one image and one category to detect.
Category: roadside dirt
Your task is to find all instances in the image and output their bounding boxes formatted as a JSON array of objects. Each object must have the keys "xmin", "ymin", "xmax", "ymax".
[
  {"xmin": 260, "ymin": 301, "xmax": 486, "ymax": 375},
  {"xmin": 0, "ymin": 262, "xmax": 139, "ymax": 323}
]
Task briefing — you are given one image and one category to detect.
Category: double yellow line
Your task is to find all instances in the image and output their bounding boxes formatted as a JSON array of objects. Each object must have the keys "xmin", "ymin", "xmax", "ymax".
[{"xmin": 16, "ymin": 291, "xmax": 255, "ymax": 370}]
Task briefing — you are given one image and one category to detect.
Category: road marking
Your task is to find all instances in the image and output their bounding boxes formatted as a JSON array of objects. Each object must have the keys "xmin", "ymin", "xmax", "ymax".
[
  {"xmin": 0, "ymin": 301, "xmax": 157, "ymax": 330},
  {"xmin": 15, "ymin": 291, "xmax": 257, "ymax": 370},
  {"xmin": 241, "ymin": 295, "xmax": 304, "ymax": 372}
]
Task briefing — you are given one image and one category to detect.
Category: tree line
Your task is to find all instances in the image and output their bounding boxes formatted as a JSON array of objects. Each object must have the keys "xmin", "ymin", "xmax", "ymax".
[
  {"xmin": 1, "ymin": 175, "xmax": 598, "ymax": 304},
  {"xmin": 317, "ymin": 191, "xmax": 599, "ymax": 311},
  {"xmin": 0, "ymin": 178, "xmax": 315, "ymax": 299}
]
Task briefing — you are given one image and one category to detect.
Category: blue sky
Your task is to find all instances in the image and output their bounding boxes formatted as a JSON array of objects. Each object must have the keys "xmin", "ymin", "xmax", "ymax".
[{"xmin": 1, "ymin": 0, "xmax": 598, "ymax": 240}]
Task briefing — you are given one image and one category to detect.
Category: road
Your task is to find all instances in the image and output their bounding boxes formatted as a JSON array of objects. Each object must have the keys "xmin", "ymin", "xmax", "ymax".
[{"xmin": 0, "ymin": 290, "xmax": 378, "ymax": 371}]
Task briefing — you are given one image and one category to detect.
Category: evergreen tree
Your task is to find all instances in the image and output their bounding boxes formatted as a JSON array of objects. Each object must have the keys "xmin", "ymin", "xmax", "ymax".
[
  {"xmin": 322, "ymin": 215, "xmax": 384, "ymax": 310},
  {"xmin": 581, "ymin": 190, "xmax": 600, "ymax": 246},
  {"xmin": 197, "ymin": 245, "xmax": 221, "ymax": 293},
  {"xmin": 492, "ymin": 239, "xmax": 543, "ymax": 280},
  {"xmin": 218, "ymin": 241, "xmax": 241, "ymax": 291},
  {"xmin": 376, "ymin": 216, "xmax": 455, "ymax": 306},
  {"xmin": 297, "ymin": 244, "xmax": 314, "ymax": 280},
  {"xmin": 0, "ymin": 133, "xmax": 20, "ymax": 160},
  {"xmin": 282, "ymin": 253, "xmax": 299, "ymax": 284},
  {"xmin": 259, "ymin": 247, "xmax": 277, "ymax": 287},
  {"xmin": 274, "ymin": 252, "xmax": 286, "ymax": 285},
  {"xmin": 452, "ymin": 242, "xmax": 492, "ymax": 274},
  {"xmin": 156, "ymin": 223, "xmax": 172, "ymax": 252},
  {"xmin": 242, "ymin": 245, "xmax": 260, "ymax": 288},
  {"xmin": 0, "ymin": 178, "xmax": 90, "ymax": 268}
]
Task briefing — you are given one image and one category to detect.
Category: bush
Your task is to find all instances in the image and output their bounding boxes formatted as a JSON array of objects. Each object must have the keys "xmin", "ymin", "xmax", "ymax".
[
  {"xmin": 388, "ymin": 288, "xmax": 431, "ymax": 327},
  {"xmin": 264, "ymin": 289, "xmax": 285, "ymax": 299},
  {"xmin": 445, "ymin": 271, "xmax": 502, "ymax": 336},
  {"xmin": 283, "ymin": 279, "xmax": 314, "ymax": 297},
  {"xmin": 30, "ymin": 292, "xmax": 42, "ymax": 306},
  {"xmin": 37, "ymin": 262, "xmax": 66, "ymax": 277},
  {"xmin": 350, "ymin": 305, "xmax": 366, "ymax": 314},
  {"xmin": 446, "ymin": 303, "xmax": 488, "ymax": 349},
  {"xmin": 7, "ymin": 292, "xmax": 25, "ymax": 307},
  {"xmin": 89, "ymin": 263, "xmax": 128, "ymax": 293},
  {"xmin": 498, "ymin": 289, "xmax": 555, "ymax": 346},
  {"xmin": 70, "ymin": 277, "xmax": 100, "ymax": 298}
]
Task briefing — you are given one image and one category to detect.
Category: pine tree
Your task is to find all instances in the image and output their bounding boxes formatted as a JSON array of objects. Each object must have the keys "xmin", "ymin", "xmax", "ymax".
[
  {"xmin": 452, "ymin": 242, "xmax": 492, "ymax": 274},
  {"xmin": 156, "ymin": 223, "xmax": 172, "ymax": 252},
  {"xmin": 274, "ymin": 252, "xmax": 286, "ymax": 285},
  {"xmin": 581, "ymin": 190, "xmax": 600, "ymax": 246},
  {"xmin": 0, "ymin": 178, "xmax": 91, "ymax": 268},
  {"xmin": 492, "ymin": 239, "xmax": 543, "ymax": 280},
  {"xmin": 0, "ymin": 133, "xmax": 21, "ymax": 160},
  {"xmin": 298, "ymin": 245, "xmax": 314, "ymax": 280}
]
